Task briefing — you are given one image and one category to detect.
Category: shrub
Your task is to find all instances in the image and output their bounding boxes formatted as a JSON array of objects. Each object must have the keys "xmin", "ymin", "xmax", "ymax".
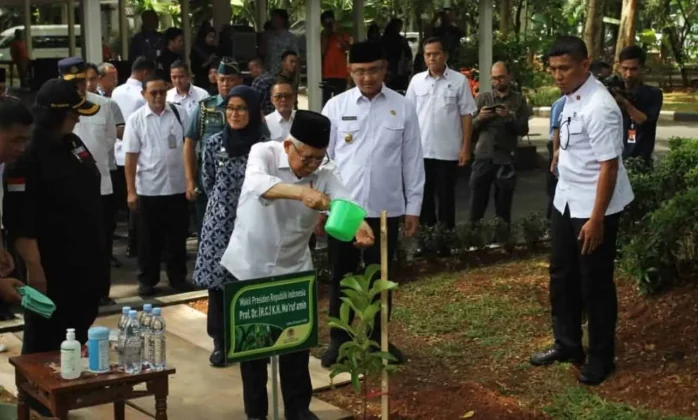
[
  {"xmin": 620, "ymin": 137, "xmax": 698, "ymax": 293},
  {"xmin": 525, "ymin": 85, "xmax": 562, "ymax": 107}
]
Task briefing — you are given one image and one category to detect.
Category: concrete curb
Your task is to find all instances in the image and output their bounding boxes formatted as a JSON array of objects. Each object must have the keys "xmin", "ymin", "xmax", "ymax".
[
  {"xmin": 0, "ymin": 290, "xmax": 209, "ymax": 334},
  {"xmin": 532, "ymin": 106, "xmax": 698, "ymax": 122}
]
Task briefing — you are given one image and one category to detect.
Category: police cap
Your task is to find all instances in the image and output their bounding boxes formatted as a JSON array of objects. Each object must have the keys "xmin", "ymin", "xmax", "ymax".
[{"xmin": 58, "ymin": 56, "xmax": 87, "ymax": 80}]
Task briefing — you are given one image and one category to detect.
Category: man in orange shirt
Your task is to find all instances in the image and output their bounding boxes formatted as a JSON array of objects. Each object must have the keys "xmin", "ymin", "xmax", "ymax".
[{"xmin": 321, "ymin": 11, "xmax": 351, "ymax": 105}]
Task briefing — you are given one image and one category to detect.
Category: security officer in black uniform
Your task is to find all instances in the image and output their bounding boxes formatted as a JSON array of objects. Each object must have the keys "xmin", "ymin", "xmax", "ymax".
[{"xmin": 4, "ymin": 77, "xmax": 105, "ymax": 357}]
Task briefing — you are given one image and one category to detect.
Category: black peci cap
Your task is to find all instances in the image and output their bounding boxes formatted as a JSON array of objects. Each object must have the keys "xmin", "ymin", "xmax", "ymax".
[
  {"xmin": 36, "ymin": 79, "xmax": 100, "ymax": 116},
  {"xmin": 349, "ymin": 41, "xmax": 385, "ymax": 64},
  {"xmin": 290, "ymin": 110, "xmax": 331, "ymax": 149}
]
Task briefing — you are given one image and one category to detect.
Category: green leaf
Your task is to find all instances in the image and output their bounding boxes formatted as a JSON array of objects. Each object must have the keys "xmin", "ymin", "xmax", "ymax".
[
  {"xmin": 368, "ymin": 280, "xmax": 399, "ymax": 301},
  {"xmin": 361, "ymin": 302, "xmax": 381, "ymax": 323},
  {"xmin": 339, "ymin": 301, "xmax": 351, "ymax": 324},
  {"xmin": 327, "ymin": 316, "xmax": 356, "ymax": 336},
  {"xmin": 372, "ymin": 351, "xmax": 398, "ymax": 362},
  {"xmin": 364, "ymin": 264, "xmax": 381, "ymax": 284},
  {"xmin": 350, "ymin": 370, "xmax": 361, "ymax": 392},
  {"xmin": 340, "ymin": 275, "xmax": 363, "ymax": 293},
  {"xmin": 342, "ymin": 289, "xmax": 369, "ymax": 311},
  {"xmin": 340, "ymin": 296, "xmax": 361, "ymax": 315},
  {"xmin": 338, "ymin": 340, "xmax": 359, "ymax": 360}
]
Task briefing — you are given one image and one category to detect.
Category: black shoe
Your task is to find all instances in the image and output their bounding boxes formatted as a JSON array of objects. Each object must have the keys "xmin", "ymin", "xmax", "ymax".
[
  {"xmin": 320, "ymin": 340, "xmax": 341, "ymax": 368},
  {"xmin": 138, "ymin": 284, "xmax": 156, "ymax": 297},
  {"xmin": 209, "ymin": 349, "xmax": 226, "ymax": 367},
  {"xmin": 530, "ymin": 346, "xmax": 585, "ymax": 366},
  {"xmin": 170, "ymin": 281, "xmax": 195, "ymax": 292},
  {"xmin": 286, "ymin": 409, "xmax": 319, "ymax": 420},
  {"xmin": 99, "ymin": 296, "xmax": 116, "ymax": 306},
  {"xmin": 110, "ymin": 255, "xmax": 122, "ymax": 268},
  {"xmin": 578, "ymin": 361, "xmax": 615, "ymax": 385}
]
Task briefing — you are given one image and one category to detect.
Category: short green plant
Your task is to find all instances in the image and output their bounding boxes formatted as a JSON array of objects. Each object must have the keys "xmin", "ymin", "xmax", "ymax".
[
  {"xmin": 520, "ymin": 212, "xmax": 548, "ymax": 250},
  {"xmin": 327, "ymin": 264, "xmax": 399, "ymax": 419}
]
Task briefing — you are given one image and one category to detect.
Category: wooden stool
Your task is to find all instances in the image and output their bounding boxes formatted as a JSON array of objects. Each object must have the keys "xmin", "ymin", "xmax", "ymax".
[{"xmin": 10, "ymin": 352, "xmax": 175, "ymax": 420}]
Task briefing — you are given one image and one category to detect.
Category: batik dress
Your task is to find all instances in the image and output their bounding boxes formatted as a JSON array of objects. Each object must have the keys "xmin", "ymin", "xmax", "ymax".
[{"xmin": 193, "ymin": 131, "xmax": 267, "ymax": 289}]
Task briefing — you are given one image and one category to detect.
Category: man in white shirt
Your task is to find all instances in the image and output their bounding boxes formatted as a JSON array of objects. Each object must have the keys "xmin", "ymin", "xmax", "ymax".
[
  {"xmin": 123, "ymin": 74, "xmax": 193, "ymax": 296},
  {"xmin": 264, "ymin": 79, "xmax": 296, "ymax": 142},
  {"xmin": 166, "ymin": 60, "xmax": 210, "ymax": 120},
  {"xmin": 221, "ymin": 110, "xmax": 373, "ymax": 420},
  {"xmin": 97, "ymin": 62, "xmax": 119, "ymax": 98},
  {"xmin": 405, "ymin": 36, "xmax": 476, "ymax": 252},
  {"xmin": 62, "ymin": 58, "xmax": 122, "ymax": 304},
  {"xmin": 112, "ymin": 57, "xmax": 155, "ymax": 257},
  {"xmin": 530, "ymin": 36, "xmax": 634, "ymax": 386},
  {"xmin": 321, "ymin": 41, "xmax": 425, "ymax": 366}
]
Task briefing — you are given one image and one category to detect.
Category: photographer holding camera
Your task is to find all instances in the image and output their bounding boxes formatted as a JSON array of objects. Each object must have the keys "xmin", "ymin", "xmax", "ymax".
[{"xmin": 611, "ymin": 46, "xmax": 663, "ymax": 166}]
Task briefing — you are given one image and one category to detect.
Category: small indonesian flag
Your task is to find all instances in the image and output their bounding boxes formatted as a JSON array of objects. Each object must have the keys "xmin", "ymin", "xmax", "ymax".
[{"xmin": 7, "ymin": 177, "xmax": 25, "ymax": 192}]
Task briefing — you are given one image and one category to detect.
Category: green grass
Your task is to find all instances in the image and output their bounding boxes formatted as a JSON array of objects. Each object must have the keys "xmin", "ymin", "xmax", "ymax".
[{"xmin": 544, "ymin": 387, "xmax": 696, "ymax": 420}]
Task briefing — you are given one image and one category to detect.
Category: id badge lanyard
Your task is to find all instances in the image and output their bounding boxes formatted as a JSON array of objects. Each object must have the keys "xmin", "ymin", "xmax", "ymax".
[{"xmin": 628, "ymin": 121, "xmax": 636, "ymax": 144}]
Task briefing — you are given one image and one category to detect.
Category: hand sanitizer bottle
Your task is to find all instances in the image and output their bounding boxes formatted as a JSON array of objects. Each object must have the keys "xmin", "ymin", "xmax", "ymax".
[{"xmin": 60, "ymin": 328, "xmax": 82, "ymax": 380}]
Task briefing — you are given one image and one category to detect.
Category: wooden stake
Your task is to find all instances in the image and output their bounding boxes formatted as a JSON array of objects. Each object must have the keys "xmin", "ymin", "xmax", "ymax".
[{"xmin": 380, "ymin": 210, "xmax": 389, "ymax": 419}]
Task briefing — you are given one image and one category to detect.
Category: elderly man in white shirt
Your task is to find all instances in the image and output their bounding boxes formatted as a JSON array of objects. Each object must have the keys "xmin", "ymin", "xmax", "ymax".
[
  {"xmin": 264, "ymin": 78, "xmax": 296, "ymax": 142},
  {"xmin": 123, "ymin": 74, "xmax": 193, "ymax": 297},
  {"xmin": 66, "ymin": 59, "xmax": 123, "ymax": 305},
  {"xmin": 112, "ymin": 57, "xmax": 155, "ymax": 257},
  {"xmin": 321, "ymin": 41, "xmax": 425, "ymax": 366},
  {"xmin": 405, "ymin": 36, "xmax": 476, "ymax": 251},
  {"xmin": 221, "ymin": 110, "xmax": 373, "ymax": 420},
  {"xmin": 529, "ymin": 36, "xmax": 634, "ymax": 386},
  {"xmin": 166, "ymin": 60, "xmax": 210, "ymax": 120}
]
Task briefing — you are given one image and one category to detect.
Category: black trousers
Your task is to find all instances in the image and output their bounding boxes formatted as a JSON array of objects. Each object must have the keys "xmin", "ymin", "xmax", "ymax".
[
  {"xmin": 101, "ymin": 194, "xmax": 115, "ymax": 299},
  {"xmin": 469, "ymin": 159, "xmax": 517, "ymax": 224},
  {"xmin": 240, "ymin": 350, "xmax": 312, "ymax": 418},
  {"xmin": 327, "ymin": 217, "xmax": 400, "ymax": 343},
  {"xmin": 321, "ymin": 78, "xmax": 347, "ymax": 106},
  {"xmin": 421, "ymin": 158, "xmax": 458, "ymax": 229},
  {"xmin": 550, "ymin": 206, "xmax": 620, "ymax": 365},
  {"xmin": 137, "ymin": 194, "xmax": 188, "ymax": 287},
  {"xmin": 207, "ymin": 288, "xmax": 224, "ymax": 350}
]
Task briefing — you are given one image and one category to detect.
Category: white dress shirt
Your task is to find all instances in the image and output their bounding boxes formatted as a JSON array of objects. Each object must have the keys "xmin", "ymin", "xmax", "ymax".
[
  {"xmin": 122, "ymin": 103, "xmax": 189, "ymax": 196},
  {"xmin": 322, "ymin": 86, "xmax": 425, "ymax": 218},
  {"xmin": 554, "ymin": 75, "xmax": 634, "ymax": 218},
  {"xmin": 73, "ymin": 92, "xmax": 118, "ymax": 195},
  {"xmin": 220, "ymin": 141, "xmax": 350, "ymax": 280},
  {"xmin": 107, "ymin": 99, "xmax": 125, "ymax": 171},
  {"xmin": 111, "ymin": 78, "xmax": 146, "ymax": 166},
  {"xmin": 265, "ymin": 110, "xmax": 295, "ymax": 142},
  {"xmin": 405, "ymin": 68, "xmax": 477, "ymax": 161},
  {"xmin": 166, "ymin": 84, "xmax": 210, "ymax": 120}
]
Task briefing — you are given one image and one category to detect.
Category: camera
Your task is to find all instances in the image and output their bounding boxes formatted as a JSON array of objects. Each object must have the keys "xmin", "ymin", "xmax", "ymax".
[{"xmin": 601, "ymin": 74, "xmax": 633, "ymax": 100}]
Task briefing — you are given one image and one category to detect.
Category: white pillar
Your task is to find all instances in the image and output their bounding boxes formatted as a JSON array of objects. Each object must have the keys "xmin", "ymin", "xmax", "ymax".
[
  {"xmin": 67, "ymin": 0, "xmax": 76, "ymax": 57},
  {"xmin": 119, "ymin": 0, "xmax": 128, "ymax": 60},
  {"xmin": 23, "ymin": 0, "xmax": 32, "ymax": 58},
  {"xmin": 212, "ymin": 0, "xmax": 232, "ymax": 33},
  {"xmin": 82, "ymin": 0, "xmax": 102, "ymax": 63},
  {"xmin": 255, "ymin": 0, "xmax": 268, "ymax": 32},
  {"xmin": 181, "ymin": 1, "xmax": 191, "ymax": 64},
  {"xmin": 352, "ymin": 0, "xmax": 365, "ymax": 42},
  {"xmin": 305, "ymin": 0, "xmax": 322, "ymax": 111},
  {"xmin": 478, "ymin": 0, "xmax": 493, "ymax": 93}
]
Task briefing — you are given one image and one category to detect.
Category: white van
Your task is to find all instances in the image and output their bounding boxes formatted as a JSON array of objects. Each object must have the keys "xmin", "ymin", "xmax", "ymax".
[{"xmin": 0, "ymin": 25, "xmax": 82, "ymax": 61}]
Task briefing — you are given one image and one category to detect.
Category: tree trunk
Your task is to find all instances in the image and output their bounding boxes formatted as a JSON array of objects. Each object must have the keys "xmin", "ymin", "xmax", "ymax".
[
  {"xmin": 614, "ymin": 0, "xmax": 638, "ymax": 65},
  {"xmin": 499, "ymin": 0, "xmax": 512, "ymax": 36},
  {"xmin": 514, "ymin": 0, "xmax": 524, "ymax": 36},
  {"xmin": 583, "ymin": 0, "xmax": 606, "ymax": 59}
]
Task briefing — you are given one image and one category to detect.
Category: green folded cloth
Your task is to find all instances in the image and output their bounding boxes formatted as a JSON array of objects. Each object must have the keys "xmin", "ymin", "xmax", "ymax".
[{"xmin": 17, "ymin": 286, "xmax": 55, "ymax": 319}]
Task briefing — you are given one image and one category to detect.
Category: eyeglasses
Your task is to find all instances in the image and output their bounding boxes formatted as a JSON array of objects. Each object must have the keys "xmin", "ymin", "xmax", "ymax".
[
  {"xmin": 291, "ymin": 142, "xmax": 326, "ymax": 165},
  {"xmin": 227, "ymin": 105, "xmax": 248, "ymax": 113},
  {"xmin": 273, "ymin": 93, "xmax": 294, "ymax": 100},
  {"xmin": 351, "ymin": 66, "xmax": 383, "ymax": 77},
  {"xmin": 147, "ymin": 89, "xmax": 167, "ymax": 97}
]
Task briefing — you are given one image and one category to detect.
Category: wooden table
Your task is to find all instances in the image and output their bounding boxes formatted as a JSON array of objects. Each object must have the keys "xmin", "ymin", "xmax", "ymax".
[{"xmin": 9, "ymin": 352, "xmax": 176, "ymax": 420}]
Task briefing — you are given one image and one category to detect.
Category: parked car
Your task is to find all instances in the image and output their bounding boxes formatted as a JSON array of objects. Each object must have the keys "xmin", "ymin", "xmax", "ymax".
[{"xmin": 0, "ymin": 25, "xmax": 82, "ymax": 61}]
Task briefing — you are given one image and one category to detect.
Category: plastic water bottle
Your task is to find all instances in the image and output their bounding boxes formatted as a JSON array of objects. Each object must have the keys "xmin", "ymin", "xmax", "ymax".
[
  {"xmin": 123, "ymin": 310, "xmax": 142, "ymax": 374},
  {"xmin": 117, "ymin": 306, "xmax": 131, "ymax": 366},
  {"xmin": 149, "ymin": 307, "xmax": 167, "ymax": 371},
  {"xmin": 140, "ymin": 304, "xmax": 154, "ymax": 368}
]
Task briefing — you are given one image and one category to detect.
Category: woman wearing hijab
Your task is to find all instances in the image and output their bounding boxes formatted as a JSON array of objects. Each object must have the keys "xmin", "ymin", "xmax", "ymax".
[
  {"xmin": 193, "ymin": 85, "xmax": 268, "ymax": 367},
  {"xmin": 191, "ymin": 23, "xmax": 218, "ymax": 89},
  {"xmin": 382, "ymin": 18, "xmax": 413, "ymax": 92}
]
